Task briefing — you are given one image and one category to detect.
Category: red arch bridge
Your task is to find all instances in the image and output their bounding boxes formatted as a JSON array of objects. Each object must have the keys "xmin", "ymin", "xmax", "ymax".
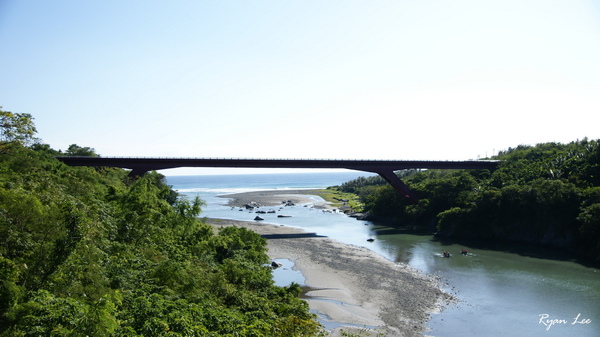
[{"xmin": 56, "ymin": 157, "xmax": 500, "ymax": 203}]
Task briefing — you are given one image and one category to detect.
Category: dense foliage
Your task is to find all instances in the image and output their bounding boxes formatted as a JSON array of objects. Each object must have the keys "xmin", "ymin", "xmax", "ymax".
[
  {"xmin": 0, "ymin": 108, "xmax": 37, "ymax": 147},
  {"xmin": 0, "ymin": 109, "xmax": 323, "ymax": 336},
  {"xmin": 341, "ymin": 139, "xmax": 600, "ymax": 264}
]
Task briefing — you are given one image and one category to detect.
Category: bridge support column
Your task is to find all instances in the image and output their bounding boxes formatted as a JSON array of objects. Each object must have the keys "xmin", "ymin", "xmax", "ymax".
[
  {"xmin": 373, "ymin": 170, "xmax": 418, "ymax": 203},
  {"xmin": 128, "ymin": 169, "xmax": 149, "ymax": 178}
]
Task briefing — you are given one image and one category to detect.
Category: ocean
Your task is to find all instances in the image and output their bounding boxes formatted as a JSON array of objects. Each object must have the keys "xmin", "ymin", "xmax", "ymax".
[
  {"xmin": 165, "ymin": 171, "xmax": 382, "ymax": 250},
  {"xmin": 166, "ymin": 170, "xmax": 376, "ymax": 218}
]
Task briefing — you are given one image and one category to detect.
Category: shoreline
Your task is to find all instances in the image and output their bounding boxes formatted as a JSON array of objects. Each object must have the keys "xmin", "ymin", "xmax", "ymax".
[{"xmin": 205, "ymin": 218, "xmax": 451, "ymax": 337}]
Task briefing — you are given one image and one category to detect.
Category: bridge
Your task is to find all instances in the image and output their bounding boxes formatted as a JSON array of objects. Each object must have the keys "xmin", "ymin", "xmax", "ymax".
[{"xmin": 56, "ymin": 157, "xmax": 500, "ymax": 203}]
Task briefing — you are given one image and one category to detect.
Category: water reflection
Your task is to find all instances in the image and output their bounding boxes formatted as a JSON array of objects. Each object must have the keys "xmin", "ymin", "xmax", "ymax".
[{"xmin": 354, "ymin": 221, "xmax": 598, "ymax": 337}]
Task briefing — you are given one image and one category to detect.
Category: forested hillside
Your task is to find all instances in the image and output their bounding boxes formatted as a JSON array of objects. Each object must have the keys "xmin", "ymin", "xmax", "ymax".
[
  {"xmin": 0, "ymin": 109, "xmax": 322, "ymax": 336},
  {"xmin": 339, "ymin": 139, "xmax": 600, "ymax": 265}
]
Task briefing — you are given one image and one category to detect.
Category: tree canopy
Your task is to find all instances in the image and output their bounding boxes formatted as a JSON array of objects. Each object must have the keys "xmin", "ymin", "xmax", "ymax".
[
  {"xmin": 0, "ymin": 110, "xmax": 324, "ymax": 336},
  {"xmin": 65, "ymin": 144, "xmax": 98, "ymax": 157},
  {"xmin": 0, "ymin": 107, "xmax": 38, "ymax": 152}
]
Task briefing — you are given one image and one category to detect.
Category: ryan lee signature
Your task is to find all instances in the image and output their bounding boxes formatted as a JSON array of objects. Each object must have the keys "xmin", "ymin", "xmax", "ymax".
[{"xmin": 538, "ymin": 313, "xmax": 592, "ymax": 330}]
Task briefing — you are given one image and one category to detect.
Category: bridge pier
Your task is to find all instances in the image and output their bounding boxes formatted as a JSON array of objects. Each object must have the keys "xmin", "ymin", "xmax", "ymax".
[
  {"xmin": 373, "ymin": 170, "xmax": 419, "ymax": 203},
  {"xmin": 128, "ymin": 168, "xmax": 149, "ymax": 178}
]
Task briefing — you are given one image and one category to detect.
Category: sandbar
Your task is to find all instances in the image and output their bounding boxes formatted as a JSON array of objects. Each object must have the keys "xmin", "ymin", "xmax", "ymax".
[
  {"xmin": 205, "ymin": 218, "xmax": 451, "ymax": 337},
  {"xmin": 219, "ymin": 189, "xmax": 334, "ymax": 209}
]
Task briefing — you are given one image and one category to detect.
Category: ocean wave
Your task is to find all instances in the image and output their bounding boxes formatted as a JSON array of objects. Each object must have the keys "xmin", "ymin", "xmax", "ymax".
[{"xmin": 175, "ymin": 187, "xmax": 321, "ymax": 195}]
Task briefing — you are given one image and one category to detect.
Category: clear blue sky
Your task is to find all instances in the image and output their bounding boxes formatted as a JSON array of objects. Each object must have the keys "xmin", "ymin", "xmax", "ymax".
[{"xmin": 2, "ymin": 0, "xmax": 600, "ymax": 174}]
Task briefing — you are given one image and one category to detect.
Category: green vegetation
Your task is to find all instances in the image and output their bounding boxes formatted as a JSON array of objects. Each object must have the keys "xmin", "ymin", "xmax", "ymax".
[
  {"xmin": 307, "ymin": 189, "xmax": 364, "ymax": 213},
  {"xmin": 0, "ymin": 108, "xmax": 324, "ymax": 336},
  {"xmin": 0, "ymin": 107, "xmax": 37, "ymax": 154},
  {"xmin": 339, "ymin": 140, "xmax": 600, "ymax": 265}
]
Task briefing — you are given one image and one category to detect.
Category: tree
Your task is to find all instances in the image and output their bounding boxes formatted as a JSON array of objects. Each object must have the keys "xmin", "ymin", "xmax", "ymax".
[
  {"xmin": 65, "ymin": 144, "xmax": 98, "ymax": 157},
  {"xmin": 0, "ymin": 107, "xmax": 38, "ymax": 147}
]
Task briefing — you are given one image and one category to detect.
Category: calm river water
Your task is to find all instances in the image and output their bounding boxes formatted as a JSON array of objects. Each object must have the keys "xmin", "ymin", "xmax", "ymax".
[{"xmin": 167, "ymin": 172, "xmax": 599, "ymax": 337}]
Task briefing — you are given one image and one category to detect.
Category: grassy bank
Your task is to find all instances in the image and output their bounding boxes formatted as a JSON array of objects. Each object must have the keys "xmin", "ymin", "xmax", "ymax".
[{"xmin": 298, "ymin": 188, "xmax": 363, "ymax": 213}]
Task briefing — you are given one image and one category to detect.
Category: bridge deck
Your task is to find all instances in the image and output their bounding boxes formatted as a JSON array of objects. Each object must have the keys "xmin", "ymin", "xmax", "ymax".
[
  {"xmin": 56, "ymin": 157, "xmax": 500, "ymax": 203},
  {"xmin": 56, "ymin": 157, "xmax": 499, "ymax": 172}
]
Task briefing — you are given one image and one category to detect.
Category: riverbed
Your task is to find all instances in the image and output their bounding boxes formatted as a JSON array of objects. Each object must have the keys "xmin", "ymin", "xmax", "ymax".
[
  {"xmin": 212, "ymin": 192, "xmax": 600, "ymax": 337},
  {"xmin": 167, "ymin": 174, "xmax": 600, "ymax": 336}
]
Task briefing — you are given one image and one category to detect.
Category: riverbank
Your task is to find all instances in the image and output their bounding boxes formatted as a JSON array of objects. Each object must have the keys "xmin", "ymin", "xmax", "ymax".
[{"xmin": 205, "ymin": 218, "xmax": 451, "ymax": 337}]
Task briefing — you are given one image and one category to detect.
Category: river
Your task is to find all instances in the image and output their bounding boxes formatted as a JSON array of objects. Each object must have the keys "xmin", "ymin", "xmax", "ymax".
[
  {"xmin": 370, "ymin": 225, "xmax": 599, "ymax": 336},
  {"xmin": 166, "ymin": 172, "xmax": 599, "ymax": 336}
]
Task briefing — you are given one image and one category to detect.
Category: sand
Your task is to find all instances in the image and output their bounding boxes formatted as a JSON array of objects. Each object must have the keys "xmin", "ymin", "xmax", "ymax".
[
  {"xmin": 206, "ymin": 215, "xmax": 451, "ymax": 337},
  {"xmin": 219, "ymin": 189, "xmax": 333, "ymax": 209}
]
